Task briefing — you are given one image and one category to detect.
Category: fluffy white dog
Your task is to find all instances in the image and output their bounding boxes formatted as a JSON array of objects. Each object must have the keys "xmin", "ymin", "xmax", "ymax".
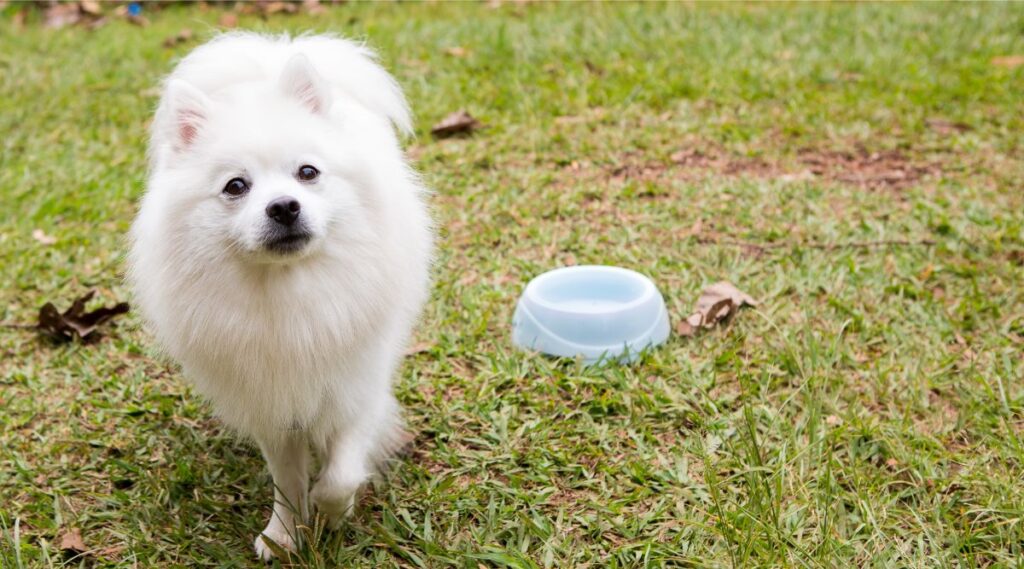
[{"xmin": 129, "ymin": 33, "xmax": 433, "ymax": 560}]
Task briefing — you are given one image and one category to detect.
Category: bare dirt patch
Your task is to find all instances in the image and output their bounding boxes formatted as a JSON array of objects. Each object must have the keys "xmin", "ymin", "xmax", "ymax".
[
  {"xmin": 796, "ymin": 146, "xmax": 941, "ymax": 191},
  {"xmin": 561, "ymin": 141, "xmax": 943, "ymax": 192},
  {"xmin": 601, "ymin": 146, "xmax": 772, "ymax": 185}
]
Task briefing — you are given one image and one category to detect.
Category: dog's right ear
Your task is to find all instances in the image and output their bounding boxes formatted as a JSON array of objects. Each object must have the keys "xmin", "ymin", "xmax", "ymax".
[
  {"xmin": 164, "ymin": 79, "xmax": 211, "ymax": 152},
  {"xmin": 279, "ymin": 54, "xmax": 331, "ymax": 115}
]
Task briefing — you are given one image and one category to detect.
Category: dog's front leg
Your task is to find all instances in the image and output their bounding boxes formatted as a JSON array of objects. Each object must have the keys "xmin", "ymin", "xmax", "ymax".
[
  {"xmin": 310, "ymin": 423, "xmax": 374, "ymax": 529},
  {"xmin": 254, "ymin": 432, "xmax": 310, "ymax": 561}
]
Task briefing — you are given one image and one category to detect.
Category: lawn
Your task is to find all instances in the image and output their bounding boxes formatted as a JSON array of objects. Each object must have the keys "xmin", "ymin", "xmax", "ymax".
[{"xmin": 2, "ymin": 2, "xmax": 1024, "ymax": 567}]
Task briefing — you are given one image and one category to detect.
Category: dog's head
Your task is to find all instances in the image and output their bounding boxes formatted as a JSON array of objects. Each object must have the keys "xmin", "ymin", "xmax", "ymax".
[{"xmin": 150, "ymin": 53, "xmax": 385, "ymax": 265}]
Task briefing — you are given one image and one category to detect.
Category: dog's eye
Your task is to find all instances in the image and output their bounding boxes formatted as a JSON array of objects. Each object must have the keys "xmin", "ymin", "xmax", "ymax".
[
  {"xmin": 223, "ymin": 178, "xmax": 249, "ymax": 196},
  {"xmin": 296, "ymin": 165, "xmax": 320, "ymax": 182}
]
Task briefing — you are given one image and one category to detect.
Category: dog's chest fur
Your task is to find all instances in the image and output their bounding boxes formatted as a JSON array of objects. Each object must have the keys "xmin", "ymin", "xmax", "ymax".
[{"xmin": 158, "ymin": 253, "xmax": 396, "ymax": 437}]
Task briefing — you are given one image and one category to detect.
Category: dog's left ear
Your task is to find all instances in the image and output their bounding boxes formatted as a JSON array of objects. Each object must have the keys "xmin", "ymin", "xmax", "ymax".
[{"xmin": 280, "ymin": 54, "xmax": 332, "ymax": 115}]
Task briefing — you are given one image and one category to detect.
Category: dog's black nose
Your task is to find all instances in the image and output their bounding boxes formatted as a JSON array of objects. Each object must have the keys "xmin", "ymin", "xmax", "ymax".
[{"xmin": 266, "ymin": 197, "xmax": 301, "ymax": 226}]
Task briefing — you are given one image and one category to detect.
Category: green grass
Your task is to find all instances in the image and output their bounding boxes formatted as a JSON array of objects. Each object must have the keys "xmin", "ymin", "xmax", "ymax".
[{"xmin": 2, "ymin": 2, "xmax": 1024, "ymax": 567}]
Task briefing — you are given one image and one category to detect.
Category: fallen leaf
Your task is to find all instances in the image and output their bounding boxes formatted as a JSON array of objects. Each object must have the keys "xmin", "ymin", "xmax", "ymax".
[
  {"xmin": 218, "ymin": 12, "xmax": 238, "ymax": 28},
  {"xmin": 444, "ymin": 46, "xmax": 468, "ymax": 57},
  {"xmin": 163, "ymin": 28, "xmax": 195, "ymax": 48},
  {"xmin": 991, "ymin": 55, "xmax": 1024, "ymax": 68},
  {"xmin": 302, "ymin": 0, "xmax": 326, "ymax": 15},
  {"xmin": 32, "ymin": 229, "xmax": 57, "ymax": 245},
  {"xmin": 680, "ymin": 218, "xmax": 703, "ymax": 239},
  {"xmin": 59, "ymin": 528, "xmax": 87, "ymax": 554},
  {"xmin": 678, "ymin": 281, "xmax": 757, "ymax": 336},
  {"xmin": 431, "ymin": 110, "xmax": 482, "ymax": 139},
  {"xmin": 86, "ymin": 16, "xmax": 109, "ymax": 30},
  {"xmin": 38, "ymin": 291, "xmax": 130, "ymax": 342},
  {"xmin": 94, "ymin": 545, "xmax": 127, "ymax": 558},
  {"xmin": 122, "ymin": 2, "xmax": 148, "ymax": 27},
  {"xmin": 926, "ymin": 118, "xmax": 971, "ymax": 135},
  {"xmin": 44, "ymin": 3, "xmax": 82, "ymax": 29},
  {"xmin": 79, "ymin": 0, "xmax": 102, "ymax": 16},
  {"xmin": 675, "ymin": 319, "xmax": 696, "ymax": 337},
  {"xmin": 825, "ymin": 414, "xmax": 842, "ymax": 426},
  {"xmin": 261, "ymin": 1, "xmax": 298, "ymax": 15},
  {"xmin": 405, "ymin": 341, "xmax": 435, "ymax": 355}
]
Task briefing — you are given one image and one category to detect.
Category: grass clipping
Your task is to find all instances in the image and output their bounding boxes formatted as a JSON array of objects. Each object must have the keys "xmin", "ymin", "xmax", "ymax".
[{"xmin": 676, "ymin": 281, "xmax": 757, "ymax": 337}]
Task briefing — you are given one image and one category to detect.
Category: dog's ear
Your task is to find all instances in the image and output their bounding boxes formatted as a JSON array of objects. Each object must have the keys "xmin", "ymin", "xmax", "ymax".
[
  {"xmin": 279, "ymin": 53, "xmax": 331, "ymax": 115},
  {"xmin": 164, "ymin": 79, "xmax": 211, "ymax": 152}
]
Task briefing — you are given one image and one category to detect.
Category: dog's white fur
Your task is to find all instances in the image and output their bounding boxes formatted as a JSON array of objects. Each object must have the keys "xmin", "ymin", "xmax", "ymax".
[{"xmin": 128, "ymin": 33, "xmax": 432, "ymax": 560}]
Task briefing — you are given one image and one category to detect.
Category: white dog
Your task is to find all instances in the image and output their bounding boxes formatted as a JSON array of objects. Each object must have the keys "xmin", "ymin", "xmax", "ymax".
[{"xmin": 128, "ymin": 33, "xmax": 433, "ymax": 560}]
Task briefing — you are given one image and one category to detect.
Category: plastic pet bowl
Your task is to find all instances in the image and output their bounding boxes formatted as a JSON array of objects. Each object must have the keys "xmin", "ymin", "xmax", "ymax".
[{"xmin": 512, "ymin": 265, "xmax": 671, "ymax": 364}]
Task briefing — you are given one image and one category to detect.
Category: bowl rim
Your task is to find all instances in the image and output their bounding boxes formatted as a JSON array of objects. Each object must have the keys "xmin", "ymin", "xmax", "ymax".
[{"xmin": 523, "ymin": 265, "xmax": 658, "ymax": 316}]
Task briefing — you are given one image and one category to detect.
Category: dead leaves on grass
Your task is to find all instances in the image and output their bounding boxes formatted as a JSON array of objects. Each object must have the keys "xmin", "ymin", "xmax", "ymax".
[
  {"xmin": 991, "ymin": 55, "xmax": 1024, "ymax": 69},
  {"xmin": 926, "ymin": 118, "xmax": 971, "ymax": 135},
  {"xmin": 30, "ymin": 1, "xmax": 329, "ymax": 31},
  {"xmin": 573, "ymin": 142, "xmax": 941, "ymax": 194},
  {"xmin": 217, "ymin": 11, "xmax": 239, "ymax": 28},
  {"xmin": 38, "ymin": 290, "xmax": 129, "ymax": 342},
  {"xmin": 405, "ymin": 340, "xmax": 436, "ymax": 355},
  {"xmin": 796, "ymin": 147, "xmax": 938, "ymax": 191},
  {"xmin": 43, "ymin": 1, "xmax": 148, "ymax": 30},
  {"xmin": 59, "ymin": 528, "xmax": 87, "ymax": 556},
  {"xmin": 675, "ymin": 281, "xmax": 757, "ymax": 337},
  {"xmin": 162, "ymin": 28, "xmax": 195, "ymax": 49},
  {"xmin": 443, "ymin": 46, "xmax": 470, "ymax": 58},
  {"xmin": 431, "ymin": 110, "xmax": 483, "ymax": 139}
]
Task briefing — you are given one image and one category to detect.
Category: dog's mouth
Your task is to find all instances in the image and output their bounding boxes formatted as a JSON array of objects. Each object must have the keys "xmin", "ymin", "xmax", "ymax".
[{"xmin": 263, "ymin": 231, "xmax": 313, "ymax": 254}]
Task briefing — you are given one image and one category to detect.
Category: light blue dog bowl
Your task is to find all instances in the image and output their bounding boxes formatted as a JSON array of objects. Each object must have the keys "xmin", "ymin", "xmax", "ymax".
[{"xmin": 512, "ymin": 265, "xmax": 671, "ymax": 364}]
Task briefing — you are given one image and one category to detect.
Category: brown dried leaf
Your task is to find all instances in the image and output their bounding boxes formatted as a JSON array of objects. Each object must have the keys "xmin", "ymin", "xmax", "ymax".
[
  {"xmin": 162, "ymin": 28, "xmax": 195, "ymax": 49},
  {"xmin": 444, "ymin": 46, "xmax": 469, "ymax": 58},
  {"xmin": 926, "ymin": 118, "xmax": 971, "ymax": 135},
  {"xmin": 675, "ymin": 319, "xmax": 696, "ymax": 338},
  {"xmin": 59, "ymin": 528, "xmax": 87, "ymax": 554},
  {"xmin": 431, "ymin": 110, "xmax": 482, "ymax": 139},
  {"xmin": 38, "ymin": 290, "xmax": 130, "ymax": 342},
  {"xmin": 218, "ymin": 12, "xmax": 239, "ymax": 28},
  {"xmin": 79, "ymin": 1, "xmax": 102, "ymax": 16},
  {"xmin": 678, "ymin": 281, "xmax": 757, "ymax": 336},
  {"xmin": 405, "ymin": 341, "xmax": 435, "ymax": 355},
  {"xmin": 991, "ymin": 55, "xmax": 1024, "ymax": 68},
  {"xmin": 680, "ymin": 218, "xmax": 703, "ymax": 239},
  {"xmin": 44, "ymin": 3, "xmax": 82, "ymax": 29},
  {"xmin": 302, "ymin": 0, "xmax": 326, "ymax": 15},
  {"xmin": 262, "ymin": 1, "xmax": 299, "ymax": 15}
]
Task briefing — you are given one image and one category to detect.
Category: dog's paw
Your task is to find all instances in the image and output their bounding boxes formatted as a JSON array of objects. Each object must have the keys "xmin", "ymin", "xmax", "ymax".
[
  {"xmin": 310, "ymin": 479, "xmax": 358, "ymax": 529},
  {"xmin": 254, "ymin": 527, "xmax": 296, "ymax": 562}
]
